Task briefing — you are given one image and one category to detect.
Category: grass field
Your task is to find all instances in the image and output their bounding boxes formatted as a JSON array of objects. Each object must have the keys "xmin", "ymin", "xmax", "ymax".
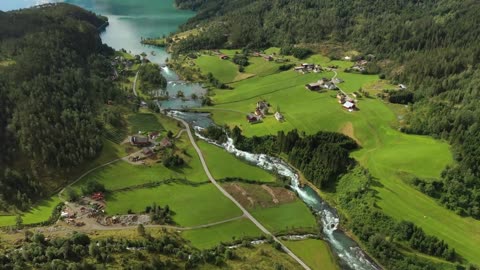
[
  {"xmin": 182, "ymin": 218, "xmax": 263, "ymax": 249},
  {"xmin": 283, "ymin": 239, "xmax": 339, "ymax": 270},
  {"xmin": 251, "ymin": 201, "xmax": 317, "ymax": 233},
  {"xmin": 74, "ymin": 157, "xmax": 207, "ymax": 191},
  {"xmin": 128, "ymin": 112, "xmax": 164, "ymax": 134},
  {"xmin": 192, "ymin": 51, "xmax": 480, "ymax": 264},
  {"xmin": 105, "ymin": 183, "xmax": 242, "ymax": 226},
  {"xmin": 198, "ymin": 141, "xmax": 275, "ymax": 182},
  {"xmin": 195, "ymin": 55, "xmax": 239, "ymax": 83},
  {"xmin": 0, "ymin": 197, "xmax": 61, "ymax": 227}
]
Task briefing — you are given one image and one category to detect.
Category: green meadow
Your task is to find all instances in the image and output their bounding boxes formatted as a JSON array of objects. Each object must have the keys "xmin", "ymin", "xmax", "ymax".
[
  {"xmin": 195, "ymin": 55, "xmax": 240, "ymax": 83},
  {"xmin": 106, "ymin": 183, "xmax": 242, "ymax": 226},
  {"xmin": 74, "ymin": 132, "xmax": 208, "ymax": 191},
  {"xmin": 182, "ymin": 218, "xmax": 263, "ymax": 249},
  {"xmin": 0, "ymin": 197, "xmax": 61, "ymax": 227},
  {"xmin": 193, "ymin": 51, "xmax": 480, "ymax": 264},
  {"xmin": 128, "ymin": 113, "xmax": 164, "ymax": 133},
  {"xmin": 197, "ymin": 140, "xmax": 275, "ymax": 182},
  {"xmin": 251, "ymin": 201, "xmax": 317, "ymax": 234},
  {"xmin": 284, "ymin": 239, "xmax": 339, "ymax": 270}
]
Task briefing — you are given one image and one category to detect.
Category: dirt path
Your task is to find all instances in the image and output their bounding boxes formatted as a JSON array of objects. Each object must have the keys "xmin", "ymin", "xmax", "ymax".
[
  {"xmin": 133, "ymin": 70, "xmax": 140, "ymax": 97},
  {"xmin": 170, "ymin": 115, "xmax": 311, "ymax": 270}
]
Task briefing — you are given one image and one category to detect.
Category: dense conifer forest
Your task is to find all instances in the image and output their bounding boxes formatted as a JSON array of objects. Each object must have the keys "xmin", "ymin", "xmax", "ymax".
[
  {"xmin": 175, "ymin": 0, "xmax": 480, "ymax": 220},
  {"xmin": 0, "ymin": 4, "xmax": 123, "ymax": 211}
]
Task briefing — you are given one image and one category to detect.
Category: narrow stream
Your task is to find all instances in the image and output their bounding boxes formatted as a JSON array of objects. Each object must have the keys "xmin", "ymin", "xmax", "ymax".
[{"xmin": 171, "ymin": 111, "xmax": 380, "ymax": 270}]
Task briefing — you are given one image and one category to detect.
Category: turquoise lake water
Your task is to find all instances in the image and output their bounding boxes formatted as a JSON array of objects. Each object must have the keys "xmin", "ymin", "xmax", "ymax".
[{"xmin": 1, "ymin": 0, "xmax": 205, "ymax": 109}]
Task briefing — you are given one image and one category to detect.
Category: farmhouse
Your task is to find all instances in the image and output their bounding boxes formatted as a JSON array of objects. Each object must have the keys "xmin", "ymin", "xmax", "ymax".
[
  {"xmin": 246, "ymin": 113, "xmax": 261, "ymax": 123},
  {"xmin": 219, "ymin": 54, "xmax": 229, "ymax": 60},
  {"xmin": 305, "ymin": 81, "xmax": 323, "ymax": 90},
  {"xmin": 274, "ymin": 112, "xmax": 284, "ymax": 121},
  {"xmin": 131, "ymin": 136, "xmax": 150, "ymax": 147},
  {"xmin": 306, "ymin": 79, "xmax": 337, "ymax": 90},
  {"xmin": 264, "ymin": 55, "xmax": 274, "ymax": 61},
  {"xmin": 256, "ymin": 100, "xmax": 269, "ymax": 115}
]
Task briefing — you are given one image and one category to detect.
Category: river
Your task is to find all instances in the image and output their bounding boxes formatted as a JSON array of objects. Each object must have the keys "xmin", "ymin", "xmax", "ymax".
[
  {"xmin": 170, "ymin": 111, "xmax": 380, "ymax": 270},
  {"xmin": 0, "ymin": 0, "xmax": 206, "ymax": 109},
  {"xmin": 2, "ymin": 1, "xmax": 378, "ymax": 269}
]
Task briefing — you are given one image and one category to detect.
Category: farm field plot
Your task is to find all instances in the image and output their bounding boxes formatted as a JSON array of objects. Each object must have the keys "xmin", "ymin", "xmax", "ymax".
[
  {"xmin": 196, "ymin": 52, "xmax": 480, "ymax": 264},
  {"xmin": 73, "ymin": 157, "xmax": 207, "ymax": 191},
  {"xmin": 0, "ymin": 197, "xmax": 61, "ymax": 227},
  {"xmin": 283, "ymin": 239, "xmax": 339, "ymax": 270},
  {"xmin": 198, "ymin": 141, "xmax": 275, "ymax": 182},
  {"xmin": 195, "ymin": 55, "xmax": 239, "ymax": 83},
  {"xmin": 128, "ymin": 112, "xmax": 164, "ymax": 134},
  {"xmin": 251, "ymin": 201, "xmax": 317, "ymax": 234},
  {"xmin": 74, "ymin": 133, "xmax": 208, "ymax": 190},
  {"xmin": 106, "ymin": 183, "xmax": 242, "ymax": 226},
  {"xmin": 182, "ymin": 218, "xmax": 263, "ymax": 249}
]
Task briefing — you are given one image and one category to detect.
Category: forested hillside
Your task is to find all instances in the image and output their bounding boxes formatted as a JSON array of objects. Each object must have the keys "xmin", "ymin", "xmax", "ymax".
[
  {"xmin": 0, "ymin": 4, "xmax": 121, "ymax": 212},
  {"xmin": 174, "ymin": 0, "xmax": 480, "ymax": 219}
]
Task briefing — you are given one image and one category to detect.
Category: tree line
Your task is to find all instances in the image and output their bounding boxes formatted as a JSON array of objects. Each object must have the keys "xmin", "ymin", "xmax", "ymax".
[{"xmin": 229, "ymin": 127, "xmax": 357, "ymax": 189}]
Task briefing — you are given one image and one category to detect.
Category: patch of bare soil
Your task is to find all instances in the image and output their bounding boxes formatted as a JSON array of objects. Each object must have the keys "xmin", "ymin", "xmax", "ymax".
[
  {"xmin": 222, "ymin": 182, "xmax": 296, "ymax": 209},
  {"xmin": 340, "ymin": 122, "xmax": 360, "ymax": 145}
]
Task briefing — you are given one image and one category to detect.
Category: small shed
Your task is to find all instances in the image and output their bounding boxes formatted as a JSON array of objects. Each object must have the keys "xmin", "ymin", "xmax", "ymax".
[
  {"xmin": 343, "ymin": 101, "xmax": 356, "ymax": 110},
  {"xmin": 274, "ymin": 112, "xmax": 284, "ymax": 121}
]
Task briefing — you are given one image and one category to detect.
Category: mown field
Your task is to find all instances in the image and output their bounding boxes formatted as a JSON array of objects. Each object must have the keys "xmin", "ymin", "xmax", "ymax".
[
  {"xmin": 193, "ymin": 51, "xmax": 480, "ymax": 264},
  {"xmin": 251, "ymin": 201, "xmax": 317, "ymax": 234},
  {"xmin": 283, "ymin": 239, "xmax": 339, "ymax": 270},
  {"xmin": 74, "ymin": 130, "xmax": 208, "ymax": 191},
  {"xmin": 182, "ymin": 218, "xmax": 263, "ymax": 249},
  {"xmin": 197, "ymin": 141, "xmax": 275, "ymax": 182},
  {"xmin": 105, "ymin": 183, "xmax": 242, "ymax": 226},
  {"xmin": 0, "ymin": 197, "xmax": 61, "ymax": 227},
  {"xmin": 195, "ymin": 55, "xmax": 240, "ymax": 83}
]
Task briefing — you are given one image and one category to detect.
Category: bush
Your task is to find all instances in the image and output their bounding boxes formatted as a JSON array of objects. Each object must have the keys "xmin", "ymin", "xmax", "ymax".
[{"xmin": 81, "ymin": 181, "xmax": 106, "ymax": 196}]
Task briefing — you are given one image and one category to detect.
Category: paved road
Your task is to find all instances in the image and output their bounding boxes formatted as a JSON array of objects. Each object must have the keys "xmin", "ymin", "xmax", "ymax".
[{"xmin": 171, "ymin": 115, "xmax": 311, "ymax": 270}]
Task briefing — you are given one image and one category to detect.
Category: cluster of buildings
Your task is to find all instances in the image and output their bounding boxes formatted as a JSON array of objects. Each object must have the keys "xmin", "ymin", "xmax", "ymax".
[
  {"xmin": 294, "ymin": 63, "xmax": 323, "ymax": 74},
  {"xmin": 130, "ymin": 133, "xmax": 173, "ymax": 161},
  {"xmin": 337, "ymin": 92, "xmax": 357, "ymax": 111},
  {"xmin": 305, "ymin": 78, "xmax": 339, "ymax": 91},
  {"xmin": 351, "ymin": 60, "xmax": 369, "ymax": 72},
  {"xmin": 246, "ymin": 100, "xmax": 284, "ymax": 123}
]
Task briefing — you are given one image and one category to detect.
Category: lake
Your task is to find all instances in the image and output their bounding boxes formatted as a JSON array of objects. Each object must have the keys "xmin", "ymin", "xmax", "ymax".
[{"xmin": 0, "ymin": 0, "xmax": 206, "ymax": 108}]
